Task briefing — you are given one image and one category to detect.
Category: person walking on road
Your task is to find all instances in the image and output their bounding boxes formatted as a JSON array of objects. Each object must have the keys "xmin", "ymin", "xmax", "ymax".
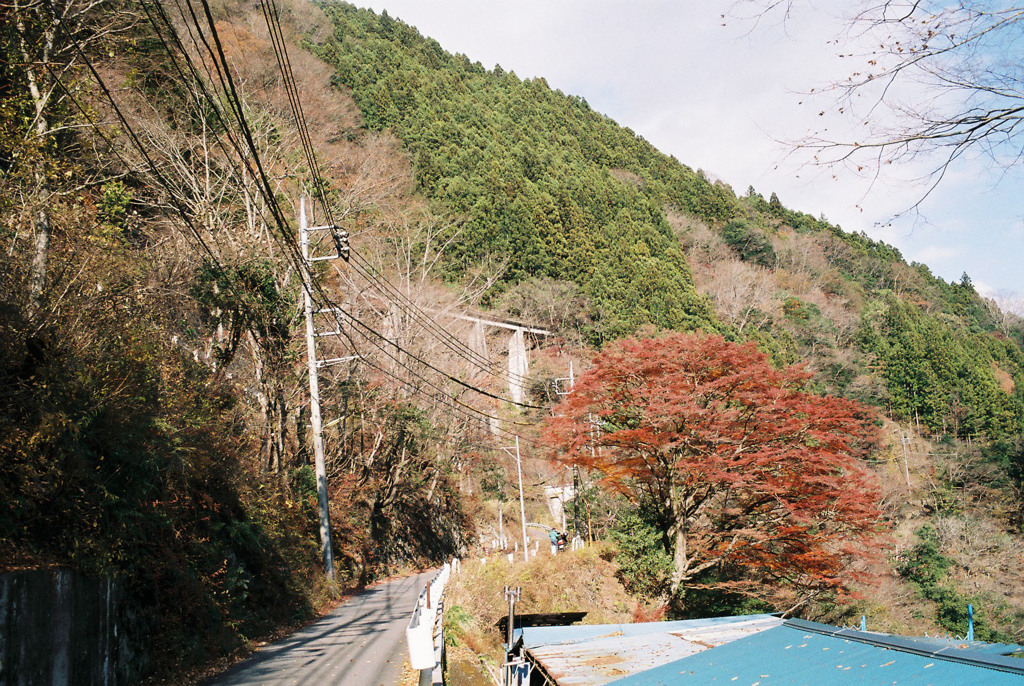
[{"xmin": 549, "ymin": 528, "xmax": 559, "ymax": 555}]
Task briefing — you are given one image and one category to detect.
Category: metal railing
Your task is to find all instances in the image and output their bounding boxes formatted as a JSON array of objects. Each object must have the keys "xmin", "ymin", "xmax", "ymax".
[{"xmin": 407, "ymin": 559, "xmax": 458, "ymax": 685}]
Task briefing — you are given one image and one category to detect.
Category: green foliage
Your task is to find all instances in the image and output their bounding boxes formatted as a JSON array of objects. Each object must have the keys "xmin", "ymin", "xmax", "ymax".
[
  {"xmin": 443, "ymin": 603, "xmax": 473, "ymax": 647},
  {"xmin": 721, "ymin": 219, "xmax": 775, "ymax": 267},
  {"xmin": 610, "ymin": 507, "xmax": 672, "ymax": 598},
  {"xmin": 988, "ymin": 436, "xmax": 1024, "ymax": 486},
  {"xmin": 289, "ymin": 465, "xmax": 318, "ymax": 502},
  {"xmin": 312, "ymin": 3, "xmax": 722, "ymax": 341},
  {"xmin": 898, "ymin": 525, "xmax": 1013, "ymax": 642},
  {"xmin": 670, "ymin": 568, "xmax": 774, "ymax": 620},
  {"xmin": 782, "ymin": 296, "xmax": 814, "ymax": 322},
  {"xmin": 898, "ymin": 524, "xmax": 950, "ymax": 586},
  {"xmin": 191, "ymin": 259, "xmax": 296, "ymax": 365},
  {"xmin": 98, "ymin": 180, "xmax": 132, "ymax": 228},
  {"xmin": 859, "ymin": 298, "xmax": 1024, "ymax": 437},
  {"xmin": 742, "ymin": 327, "xmax": 801, "ymax": 369},
  {"xmin": 611, "ymin": 504, "xmax": 775, "ymax": 617},
  {"xmin": 984, "ymin": 436, "xmax": 1024, "ymax": 528}
]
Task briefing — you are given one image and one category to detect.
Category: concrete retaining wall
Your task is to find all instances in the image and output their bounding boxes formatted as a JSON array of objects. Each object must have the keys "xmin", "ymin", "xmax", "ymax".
[{"xmin": 0, "ymin": 568, "xmax": 142, "ymax": 686}]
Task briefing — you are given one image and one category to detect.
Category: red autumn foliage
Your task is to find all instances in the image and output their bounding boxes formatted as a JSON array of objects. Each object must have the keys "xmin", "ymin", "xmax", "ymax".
[{"xmin": 545, "ymin": 332, "xmax": 885, "ymax": 603}]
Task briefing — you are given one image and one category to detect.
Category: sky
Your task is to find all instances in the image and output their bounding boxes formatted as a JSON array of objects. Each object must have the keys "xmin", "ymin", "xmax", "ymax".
[{"xmin": 354, "ymin": 1, "xmax": 1024, "ymax": 304}]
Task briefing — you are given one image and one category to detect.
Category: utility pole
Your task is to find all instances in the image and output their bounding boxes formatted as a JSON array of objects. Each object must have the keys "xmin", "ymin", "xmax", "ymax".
[
  {"xmin": 555, "ymin": 361, "xmax": 583, "ymax": 545},
  {"xmin": 498, "ymin": 498, "xmax": 505, "ymax": 549},
  {"xmin": 503, "ymin": 585, "xmax": 520, "ymax": 648},
  {"xmin": 503, "ymin": 585, "xmax": 522, "ymax": 686},
  {"xmin": 515, "ymin": 436, "xmax": 527, "ymax": 563},
  {"xmin": 557, "ymin": 360, "xmax": 581, "ymax": 548},
  {"xmin": 501, "ymin": 436, "xmax": 529, "ymax": 562},
  {"xmin": 568, "ymin": 362, "xmax": 581, "ymax": 544},
  {"xmin": 300, "ymin": 196, "xmax": 350, "ymax": 581}
]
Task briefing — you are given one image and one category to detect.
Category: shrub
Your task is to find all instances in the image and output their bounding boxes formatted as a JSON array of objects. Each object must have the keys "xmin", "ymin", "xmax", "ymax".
[
  {"xmin": 610, "ymin": 507, "xmax": 672, "ymax": 598},
  {"xmin": 721, "ymin": 220, "xmax": 776, "ymax": 267}
]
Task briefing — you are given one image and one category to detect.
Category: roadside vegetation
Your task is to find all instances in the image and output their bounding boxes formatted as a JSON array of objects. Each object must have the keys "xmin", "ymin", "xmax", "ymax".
[{"xmin": 444, "ymin": 546, "xmax": 650, "ymax": 683}]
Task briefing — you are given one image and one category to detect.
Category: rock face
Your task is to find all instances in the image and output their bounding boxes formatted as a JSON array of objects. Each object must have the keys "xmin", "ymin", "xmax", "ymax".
[{"xmin": 0, "ymin": 568, "xmax": 146, "ymax": 686}]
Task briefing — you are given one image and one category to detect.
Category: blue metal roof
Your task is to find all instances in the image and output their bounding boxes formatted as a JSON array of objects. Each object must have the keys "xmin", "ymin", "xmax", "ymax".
[
  {"xmin": 881, "ymin": 634, "xmax": 1024, "ymax": 657},
  {"xmin": 609, "ymin": 619, "xmax": 1024, "ymax": 685}
]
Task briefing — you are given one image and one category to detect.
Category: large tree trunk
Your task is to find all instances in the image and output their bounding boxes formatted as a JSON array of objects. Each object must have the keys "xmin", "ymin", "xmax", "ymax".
[
  {"xmin": 17, "ymin": 1, "xmax": 54, "ymax": 319},
  {"xmin": 666, "ymin": 479, "xmax": 690, "ymax": 597},
  {"xmin": 27, "ymin": 207, "xmax": 51, "ymax": 318},
  {"xmin": 669, "ymin": 523, "xmax": 688, "ymax": 597}
]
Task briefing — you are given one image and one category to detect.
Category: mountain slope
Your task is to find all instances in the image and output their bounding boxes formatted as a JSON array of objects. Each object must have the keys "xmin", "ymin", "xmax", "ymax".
[
  {"xmin": 312, "ymin": 3, "xmax": 1024, "ymax": 442},
  {"xmin": 314, "ymin": 3, "xmax": 731, "ymax": 340}
]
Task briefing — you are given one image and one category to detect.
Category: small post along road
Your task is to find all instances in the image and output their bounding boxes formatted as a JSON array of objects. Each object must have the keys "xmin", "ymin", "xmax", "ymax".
[{"xmin": 203, "ymin": 570, "xmax": 436, "ymax": 686}]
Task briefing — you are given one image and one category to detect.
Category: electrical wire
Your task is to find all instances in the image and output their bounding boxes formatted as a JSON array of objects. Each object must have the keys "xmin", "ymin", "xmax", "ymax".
[
  {"xmin": 46, "ymin": 0, "xmax": 553, "ymax": 439},
  {"xmin": 31, "ymin": 1, "xmax": 300, "ymax": 363},
  {"xmin": 172, "ymin": 0, "xmax": 542, "ymax": 409},
  {"xmin": 188, "ymin": 0, "xmax": 556, "ymax": 418},
  {"xmin": 147, "ymin": 0, "xmax": 542, "ymax": 409},
  {"xmin": 253, "ymin": 0, "xmax": 537, "ymax": 390},
  {"xmin": 345, "ymin": 247, "xmax": 536, "ymax": 385}
]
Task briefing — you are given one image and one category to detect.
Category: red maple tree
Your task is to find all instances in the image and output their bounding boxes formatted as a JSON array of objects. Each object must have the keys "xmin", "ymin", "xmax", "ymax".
[{"xmin": 546, "ymin": 332, "xmax": 884, "ymax": 604}]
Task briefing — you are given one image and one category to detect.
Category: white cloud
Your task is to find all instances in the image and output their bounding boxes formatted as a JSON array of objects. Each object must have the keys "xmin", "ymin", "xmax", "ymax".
[{"xmin": 911, "ymin": 245, "xmax": 960, "ymax": 264}]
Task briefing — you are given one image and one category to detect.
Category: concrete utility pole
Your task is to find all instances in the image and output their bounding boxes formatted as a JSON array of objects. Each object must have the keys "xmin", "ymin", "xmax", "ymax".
[
  {"xmin": 498, "ymin": 501, "xmax": 504, "ymax": 549},
  {"xmin": 299, "ymin": 197, "xmax": 351, "ymax": 580},
  {"xmin": 501, "ymin": 436, "xmax": 529, "ymax": 562},
  {"xmin": 300, "ymin": 197, "xmax": 334, "ymax": 580},
  {"xmin": 555, "ymin": 361, "xmax": 583, "ymax": 545},
  {"xmin": 515, "ymin": 436, "xmax": 528, "ymax": 563}
]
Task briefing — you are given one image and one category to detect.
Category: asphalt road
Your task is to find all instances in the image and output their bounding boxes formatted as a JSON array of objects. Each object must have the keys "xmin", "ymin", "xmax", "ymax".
[{"xmin": 202, "ymin": 570, "xmax": 437, "ymax": 686}]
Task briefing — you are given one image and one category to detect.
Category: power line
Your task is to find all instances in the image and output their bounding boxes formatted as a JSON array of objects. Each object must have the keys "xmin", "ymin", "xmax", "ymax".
[
  {"xmin": 50, "ymin": 0, "xmax": 551, "ymax": 428},
  {"xmin": 252, "ymin": 0, "xmax": 537, "ymax": 390},
  {"xmin": 39, "ymin": 1, "xmax": 562, "ymax": 470},
  {"xmin": 258, "ymin": 0, "xmax": 333, "ymax": 223},
  {"xmin": 318, "ymin": 301, "xmax": 543, "ymax": 421},
  {"xmin": 32, "ymin": 1, "xmax": 301, "ymax": 364},
  {"xmin": 173, "ymin": 0, "xmax": 538, "ymax": 406},
  {"xmin": 346, "ymin": 247, "xmax": 535, "ymax": 385},
  {"xmin": 159, "ymin": 0, "xmax": 546, "ymax": 412},
  {"xmin": 142, "ymin": 0, "xmax": 310, "ymax": 274}
]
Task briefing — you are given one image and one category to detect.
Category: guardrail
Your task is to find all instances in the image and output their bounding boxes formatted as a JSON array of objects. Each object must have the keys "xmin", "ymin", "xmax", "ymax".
[{"xmin": 406, "ymin": 559, "xmax": 458, "ymax": 685}]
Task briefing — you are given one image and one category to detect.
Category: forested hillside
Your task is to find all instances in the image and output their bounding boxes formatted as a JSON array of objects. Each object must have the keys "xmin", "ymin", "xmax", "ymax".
[
  {"xmin": 3, "ymin": 0, "xmax": 1024, "ymax": 679},
  {"xmin": 314, "ymin": 3, "xmax": 730, "ymax": 340},
  {"xmin": 314, "ymin": 2, "xmax": 1024, "ymax": 445}
]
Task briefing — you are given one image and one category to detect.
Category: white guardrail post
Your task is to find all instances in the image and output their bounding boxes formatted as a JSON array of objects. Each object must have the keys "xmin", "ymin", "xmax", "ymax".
[{"xmin": 406, "ymin": 560, "xmax": 455, "ymax": 685}]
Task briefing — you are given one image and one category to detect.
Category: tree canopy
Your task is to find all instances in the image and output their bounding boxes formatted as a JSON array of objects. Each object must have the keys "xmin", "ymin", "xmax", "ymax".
[{"xmin": 546, "ymin": 332, "xmax": 885, "ymax": 607}]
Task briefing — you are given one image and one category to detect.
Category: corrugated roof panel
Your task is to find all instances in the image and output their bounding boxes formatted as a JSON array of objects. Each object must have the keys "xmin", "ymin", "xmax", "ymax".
[
  {"xmin": 529, "ymin": 632, "xmax": 705, "ymax": 686},
  {"xmin": 518, "ymin": 613, "xmax": 782, "ymax": 649},
  {"xmin": 524, "ymin": 615, "xmax": 784, "ymax": 686},
  {"xmin": 875, "ymin": 634, "xmax": 1024, "ymax": 657},
  {"xmin": 667, "ymin": 616, "xmax": 785, "ymax": 647},
  {"xmin": 609, "ymin": 623, "xmax": 1024, "ymax": 685}
]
